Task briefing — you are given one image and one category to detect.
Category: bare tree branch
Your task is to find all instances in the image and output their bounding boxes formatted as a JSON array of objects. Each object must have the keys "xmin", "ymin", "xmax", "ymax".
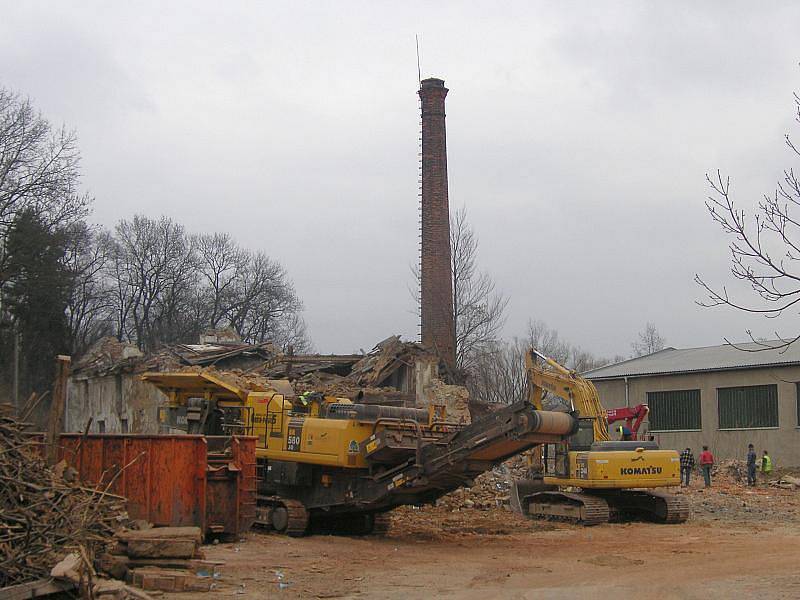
[{"xmin": 697, "ymin": 93, "xmax": 800, "ymax": 349}]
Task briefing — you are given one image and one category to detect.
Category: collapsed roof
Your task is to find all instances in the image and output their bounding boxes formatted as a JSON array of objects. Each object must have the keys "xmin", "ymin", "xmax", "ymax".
[{"xmin": 71, "ymin": 335, "xmax": 444, "ymax": 401}]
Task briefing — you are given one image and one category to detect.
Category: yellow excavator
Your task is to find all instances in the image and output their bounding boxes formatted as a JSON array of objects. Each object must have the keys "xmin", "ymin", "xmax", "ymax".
[{"xmin": 511, "ymin": 349, "xmax": 689, "ymax": 525}]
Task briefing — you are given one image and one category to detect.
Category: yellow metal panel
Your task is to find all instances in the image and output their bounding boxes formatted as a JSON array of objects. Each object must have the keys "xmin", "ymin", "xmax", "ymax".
[
  {"xmin": 142, "ymin": 371, "xmax": 248, "ymax": 401},
  {"xmin": 546, "ymin": 449, "xmax": 681, "ymax": 489},
  {"xmin": 253, "ymin": 402, "xmax": 374, "ymax": 469}
]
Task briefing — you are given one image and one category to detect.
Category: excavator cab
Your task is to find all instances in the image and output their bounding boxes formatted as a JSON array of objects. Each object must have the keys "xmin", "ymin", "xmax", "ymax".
[
  {"xmin": 567, "ymin": 417, "xmax": 596, "ymax": 451},
  {"xmin": 546, "ymin": 417, "xmax": 600, "ymax": 477}
]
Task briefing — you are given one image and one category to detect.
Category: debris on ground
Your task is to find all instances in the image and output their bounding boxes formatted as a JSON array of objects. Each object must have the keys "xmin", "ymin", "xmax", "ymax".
[
  {"xmin": 677, "ymin": 462, "xmax": 800, "ymax": 523},
  {"xmin": 0, "ymin": 412, "xmax": 129, "ymax": 588},
  {"xmin": 769, "ymin": 475, "xmax": 800, "ymax": 489}
]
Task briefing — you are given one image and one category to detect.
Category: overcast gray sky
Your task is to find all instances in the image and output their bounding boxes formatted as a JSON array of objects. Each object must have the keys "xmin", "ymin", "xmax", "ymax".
[{"xmin": 2, "ymin": 1, "xmax": 799, "ymax": 356}]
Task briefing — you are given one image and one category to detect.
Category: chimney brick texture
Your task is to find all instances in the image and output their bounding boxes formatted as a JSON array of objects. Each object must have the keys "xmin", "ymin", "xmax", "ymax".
[{"xmin": 418, "ymin": 77, "xmax": 456, "ymax": 373}]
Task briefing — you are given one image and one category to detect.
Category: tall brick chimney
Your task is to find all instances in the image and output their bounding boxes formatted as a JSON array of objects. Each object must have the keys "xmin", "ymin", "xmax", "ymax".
[{"xmin": 418, "ymin": 77, "xmax": 456, "ymax": 374}]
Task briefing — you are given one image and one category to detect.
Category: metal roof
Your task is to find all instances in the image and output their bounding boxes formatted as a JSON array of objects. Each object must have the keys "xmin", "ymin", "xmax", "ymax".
[{"xmin": 583, "ymin": 340, "xmax": 800, "ymax": 380}]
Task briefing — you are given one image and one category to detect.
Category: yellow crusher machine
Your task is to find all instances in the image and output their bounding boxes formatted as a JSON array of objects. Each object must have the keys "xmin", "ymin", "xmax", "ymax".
[
  {"xmin": 142, "ymin": 371, "xmax": 580, "ymax": 536},
  {"xmin": 511, "ymin": 349, "xmax": 689, "ymax": 525}
]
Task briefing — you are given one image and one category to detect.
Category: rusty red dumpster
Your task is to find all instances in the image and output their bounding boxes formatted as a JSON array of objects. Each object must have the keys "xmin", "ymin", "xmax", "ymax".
[{"xmin": 53, "ymin": 434, "xmax": 256, "ymax": 539}]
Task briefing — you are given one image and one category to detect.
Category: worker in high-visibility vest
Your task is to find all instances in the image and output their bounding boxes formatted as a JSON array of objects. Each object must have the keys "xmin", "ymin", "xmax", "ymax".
[
  {"xmin": 761, "ymin": 450, "xmax": 773, "ymax": 479},
  {"xmin": 617, "ymin": 424, "xmax": 633, "ymax": 441}
]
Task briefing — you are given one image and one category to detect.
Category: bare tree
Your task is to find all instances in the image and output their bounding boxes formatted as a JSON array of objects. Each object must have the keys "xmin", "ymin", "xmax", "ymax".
[
  {"xmin": 631, "ymin": 322, "xmax": 665, "ymax": 357},
  {"xmin": 450, "ymin": 206, "xmax": 509, "ymax": 371},
  {"xmin": 467, "ymin": 339, "xmax": 527, "ymax": 405},
  {"xmin": 468, "ymin": 320, "xmax": 618, "ymax": 405},
  {"xmin": 107, "ymin": 215, "xmax": 196, "ymax": 351},
  {"xmin": 195, "ymin": 232, "xmax": 242, "ymax": 329},
  {"xmin": 99, "ymin": 216, "xmax": 311, "ymax": 353},
  {"xmin": 696, "ymin": 93, "xmax": 800, "ymax": 350},
  {"xmin": 64, "ymin": 223, "xmax": 114, "ymax": 354},
  {"xmin": 0, "ymin": 88, "xmax": 90, "ymax": 294},
  {"xmin": 0, "ymin": 87, "xmax": 91, "ymax": 403},
  {"xmin": 224, "ymin": 250, "xmax": 301, "ymax": 346}
]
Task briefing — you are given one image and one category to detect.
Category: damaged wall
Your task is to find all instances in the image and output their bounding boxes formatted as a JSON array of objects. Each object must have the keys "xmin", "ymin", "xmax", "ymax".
[
  {"xmin": 66, "ymin": 374, "xmax": 163, "ymax": 433},
  {"xmin": 414, "ymin": 355, "xmax": 470, "ymax": 424}
]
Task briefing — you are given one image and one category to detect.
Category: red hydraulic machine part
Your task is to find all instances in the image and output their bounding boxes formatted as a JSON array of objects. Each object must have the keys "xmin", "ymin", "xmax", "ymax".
[{"xmin": 605, "ymin": 404, "xmax": 649, "ymax": 440}]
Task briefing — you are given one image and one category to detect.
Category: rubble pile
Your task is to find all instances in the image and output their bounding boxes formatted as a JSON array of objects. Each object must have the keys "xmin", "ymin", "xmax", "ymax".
[
  {"xmin": 0, "ymin": 413, "xmax": 128, "ymax": 588},
  {"xmin": 293, "ymin": 373, "xmax": 408, "ymax": 405},
  {"xmin": 72, "ymin": 336, "xmax": 144, "ymax": 378},
  {"xmin": 347, "ymin": 336, "xmax": 430, "ymax": 387},
  {"xmin": 437, "ymin": 455, "xmax": 532, "ymax": 511},
  {"xmin": 287, "ymin": 336, "xmax": 432, "ymax": 405},
  {"xmin": 180, "ymin": 365, "xmax": 278, "ymax": 393},
  {"xmin": 718, "ymin": 458, "xmax": 748, "ymax": 483}
]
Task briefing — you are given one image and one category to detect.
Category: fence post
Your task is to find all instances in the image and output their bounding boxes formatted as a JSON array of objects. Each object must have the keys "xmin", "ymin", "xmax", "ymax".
[{"xmin": 46, "ymin": 355, "xmax": 71, "ymax": 465}]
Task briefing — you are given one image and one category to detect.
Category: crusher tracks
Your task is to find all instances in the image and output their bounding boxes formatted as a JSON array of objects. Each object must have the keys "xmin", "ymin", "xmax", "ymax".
[
  {"xmin": 372, "ymin": 512, "xmax": 392, "ymax": 535},
  {"xmin": 525, "ymin": 491, "xmax": 611, "ymax": 526},
  {"xmin": 254, "ymin": 496, "xmax": 309, "ymax": 537}
]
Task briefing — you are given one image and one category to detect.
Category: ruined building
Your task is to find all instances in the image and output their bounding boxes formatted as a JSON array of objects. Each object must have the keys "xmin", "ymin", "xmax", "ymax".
[{"xmin": 419, "ymin": 78, "xmax": 457, "ymax": 375}]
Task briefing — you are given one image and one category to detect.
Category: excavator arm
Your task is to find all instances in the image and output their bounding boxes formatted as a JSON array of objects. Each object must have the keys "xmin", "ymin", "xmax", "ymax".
[{"xmin": 525, "ymin": 348, "xmax": 610, "ymax": 443}]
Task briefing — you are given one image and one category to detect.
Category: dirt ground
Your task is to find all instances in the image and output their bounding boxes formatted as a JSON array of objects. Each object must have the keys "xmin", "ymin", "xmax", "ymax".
[{"xmin": 168, "ymin": 471, "xmax": 800, "ymax": 600}]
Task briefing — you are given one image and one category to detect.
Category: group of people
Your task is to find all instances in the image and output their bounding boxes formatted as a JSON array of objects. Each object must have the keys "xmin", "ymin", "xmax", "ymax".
[{"xmin": 678, "ymin": 445, "xmax": 773, "ymax": 488}]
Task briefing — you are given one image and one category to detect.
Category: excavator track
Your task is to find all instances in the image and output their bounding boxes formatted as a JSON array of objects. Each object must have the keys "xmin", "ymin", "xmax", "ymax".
[
  {"xmin": 595, "ymin": 490, "xmax": 690, "ymax": 524},
  {"xmin": 525, "ymin": 491, "xmax": 610, "ymax": 526},
  {"xmin": 646, "ymin": 490, "xmax": 690, "ymax": 523},
  {"xmin": 254, "ymin": 496, "xmax": 309, "ymax": 537}
]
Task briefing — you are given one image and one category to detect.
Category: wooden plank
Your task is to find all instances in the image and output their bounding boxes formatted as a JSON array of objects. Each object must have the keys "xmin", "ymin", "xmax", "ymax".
[
  {"xmin": 0, "ymin": 579, "xmax": 74, "ymax": 600},
  {"xmin": 126, "ymin": 539, "xmax": 198, "ymax": 559},
  {"xmin": 46, "ymin": 356, "xmax": 71, "ymax": 465},
  {"xmin": 130, "ymin": 568, "xmax": 214, "ymax": 592},
  {"xmin": 116, "ymin": 527, "xmax": 202, "ymax": 543}
]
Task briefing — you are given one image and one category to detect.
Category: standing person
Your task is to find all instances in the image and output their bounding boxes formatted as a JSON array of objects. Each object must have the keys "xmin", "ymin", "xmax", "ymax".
[
  {"xmin": 680, "ymin": 447, "xmax": 695, "ymax": 487},
  {"xmin": 699, "ymin": 445, "xmax": 714, "ymax": 488},
  {"xmin": 761, "ymin": 450, "xmax": 773, "ymax": 480},
  {"xmin": 617, "ymin": 424, "xmax": 633, "ymax": 441},
  {"xmin": 746, "ymin": 444, "xmax": 757, "ymax": 486}
]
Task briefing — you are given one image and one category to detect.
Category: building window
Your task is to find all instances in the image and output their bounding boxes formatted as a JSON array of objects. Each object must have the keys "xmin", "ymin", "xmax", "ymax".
[
  {"xmin": 797, "ymin": 383, "xmax": 800, "ymax": 426},
  {"xmin": 647, "ymin": 389, "xmax": 701, "ymax": 431},
  {"xmin": 718, "ymin": 384, "xmax": 778, "ymax": 429}
]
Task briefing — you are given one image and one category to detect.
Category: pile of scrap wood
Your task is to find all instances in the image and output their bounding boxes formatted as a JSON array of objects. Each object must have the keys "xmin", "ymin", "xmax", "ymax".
[
  {"xmin": 99, "ymin": 527, "xmax": 220, "ymax": 593},
  {"xmin": 769, "ymin": 475, "xmax": 800, "ymax": 490},
  {"xmin": 51, "ymin": 553, "xmax": 151, "ymax": 599},
  {"xmin": 0, "ymin": 411, "xmax": 129, "ymax": 589}
]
